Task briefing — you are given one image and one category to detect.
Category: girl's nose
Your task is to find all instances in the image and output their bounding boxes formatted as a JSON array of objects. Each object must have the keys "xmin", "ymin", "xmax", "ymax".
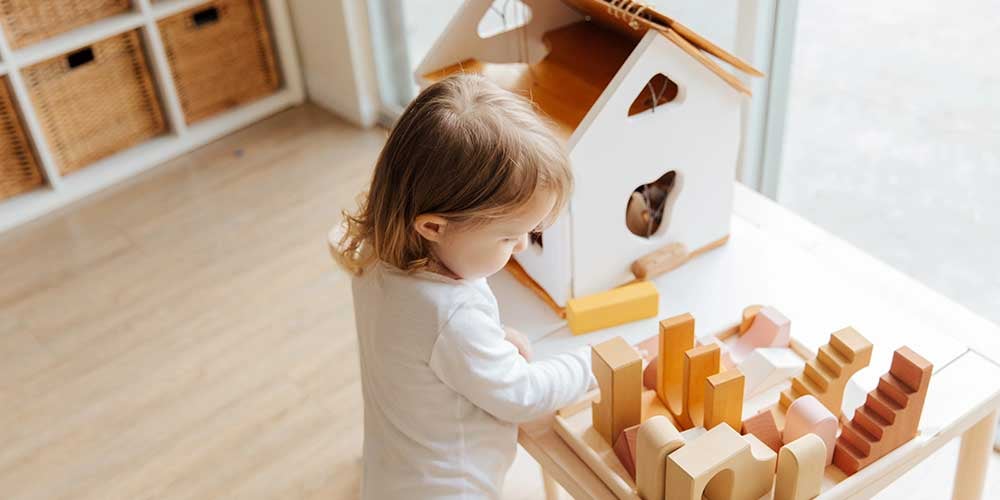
[{"xmin": 512, "ymin": 233, "xmax": 529, "ymax": 254}]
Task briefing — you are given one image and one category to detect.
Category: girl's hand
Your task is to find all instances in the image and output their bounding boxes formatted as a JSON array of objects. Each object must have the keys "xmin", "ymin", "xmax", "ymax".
[{"xmin": 503, "ymin": 326, "xmax": 534, "ymax": 362}]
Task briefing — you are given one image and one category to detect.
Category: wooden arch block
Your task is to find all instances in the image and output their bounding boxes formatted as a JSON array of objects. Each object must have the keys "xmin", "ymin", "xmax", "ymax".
[
  {"xmin": 833, "ymin": 347, "xmax": 933, "ymax": 475},
  {"xmin": 775, "ymin": 433, "xmax": 826, "ymax": 500},
  {"xmin": 784, "ymin": 395, "xmax": 838, "ymax": 465},
  {"xmin": 705, "ymin": 369, "xmax": 745, "ymax": 431},
  {"xmin": 665, "ymin": 425, "xmax": 777, "ymax": 500},
  {"xmin": 636, "ymin": 415, "xmax": 685, "ymax": 500},
  {"xmin": 779, "ymin": 327, "xmax": 873, "ymax": 418},
  {"xmin": 656, "ymin": 313, "xmax": 695, "ymax": 416},
  {"xmin": 592, "ymin": 337, "xmax": 642, "ymax": 445}
]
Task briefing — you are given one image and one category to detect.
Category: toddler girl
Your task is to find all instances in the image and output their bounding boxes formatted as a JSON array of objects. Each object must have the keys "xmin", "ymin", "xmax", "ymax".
[{"xmin": 334, "ymin": 74, "xmax": 593, "ymax": 499}]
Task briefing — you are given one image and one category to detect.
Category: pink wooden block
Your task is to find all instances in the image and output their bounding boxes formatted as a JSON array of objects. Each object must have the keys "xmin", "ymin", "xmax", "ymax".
[
  {"xmin": 643, "ymin": 356, "xmax": 658, "ymax": 390},
  {"xmin": 730, "ymin": 306, "xmax": 791, "ymax": 363},
  {"xmin": 784, "ymin": 395, "xmax": 837, "ymax": 465}
]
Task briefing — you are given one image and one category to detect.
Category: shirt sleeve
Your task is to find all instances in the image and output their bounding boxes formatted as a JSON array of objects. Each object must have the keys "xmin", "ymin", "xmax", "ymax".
[{"xmin": 429, "ymin": 302, "xmax": 593, "ymax": 424}]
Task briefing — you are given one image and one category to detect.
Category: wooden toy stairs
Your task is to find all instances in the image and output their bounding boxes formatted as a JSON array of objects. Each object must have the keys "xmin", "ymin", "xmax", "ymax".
[
  {"xmin": 833, "ymin": 347, "xmax": 933, "ymax": 475},
  {"xmin": 779, "ymin": 327, "xmax": 874, "ymax": 416}
]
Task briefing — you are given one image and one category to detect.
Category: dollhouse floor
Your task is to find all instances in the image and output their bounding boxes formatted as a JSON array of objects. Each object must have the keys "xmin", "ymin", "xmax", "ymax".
[{"xmin": 0, "ymin": 105, "xmax": 997, "ymax": 499}]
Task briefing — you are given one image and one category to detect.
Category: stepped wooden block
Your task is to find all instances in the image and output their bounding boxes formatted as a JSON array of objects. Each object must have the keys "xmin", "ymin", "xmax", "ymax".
[
  {"xmin": 636, "ymin": 415, "xmax": 685, "ymax": 500},
  {"xmin": 779, "ymin": 327, "xmax": 873, "ymax": 417},
  {"xmin": 592, "ymin": 337, "xmax": 642, "ymax": 445},
  {"xmin": 665, "ymin": 425, "xmax": 777, "ymax": 500},
  {"xmin": 612, "ymin": 424, "xmax": 640, "ymax": 480},
  {"xmin": 674, "ymin": 344, "xmax": 721, "ymax": 429},
  {"xmin": 742, "ymin": 410, "xmax": 782, "ymax": 452},
  {"xmin": 775, "ymin": 434, "xmax": 826, "ymax": 500},
  {"xmin": 705, "ymin": 370, "xmax": 745, "ymax": 431},
  {"xmin": 739, "ymin": 347, "xmax": 804, "ymax": 397},
  {"xmin": 731, "ymin": 306, "xmax": 791, "ymax": 363},
  {"xmin": 740, "ymin": 304, "xmax": 763, "ymax": 334},
  {"xmin": 784, "ymin": 395, "xmax": 838, "ymax": 464},
  {"xmin": 833, "ymin": 347, "xmax": 933, "ymax": 475},
  {"xmin": 567, "ymin": 281, "xmax": 659, "ymax": 335},
  {"xmin": 657, "ymin": 313, "xmax": 696, "ymax": 415}
]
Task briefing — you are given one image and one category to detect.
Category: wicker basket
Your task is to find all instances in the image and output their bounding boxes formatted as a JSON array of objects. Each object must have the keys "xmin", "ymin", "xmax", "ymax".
[
  {"xmin": 158, "ymin": 0, "xmax": 279, "ymax": 124},
  {"xmin": 22, "ymin": 30, "xmax": 166, "ymax": 176},
  {"xmin": 0, "ymin": 0, "xmax": 132, "ymax": 49},
  {"xmin": 0, "ymin": 77, "xmax": 43, "ymax": 200}
]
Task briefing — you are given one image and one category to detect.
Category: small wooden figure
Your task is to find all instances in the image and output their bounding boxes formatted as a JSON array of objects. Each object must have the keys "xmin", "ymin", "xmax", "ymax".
[
  {"xmin": 665, "ymin": 424, "xmax": 777, "ymax": 500},
  {"xmin": 636, "ymin": 415, "xmax": 685, "ymax": 500},
  {"xmin": 705, "ymin": 369, "xmax": 745, "ymax": 431},
  {"xmin": 741, "ymin": 410, "xmax": 782, "ymax": 453},
  {"xmin": 567, "ymin": 281, "xmax": 659, "ymax": 335},
  {"xmin": 592, "ymin": 337, "xmax": 642, "ymax": 446},
  {"xmin": 775, "ymin": 433, "xmax": 826, "ymax": 500},
  {"xmin": 784, "ymin": 395, "xmax": 838, "ymax": 465},
  {"xmin": 676, "ymin": 343, "xmax": 721, "ymax": 429},
  {"xmin": 740, "ymin": 305, "xmax": 762, "ymax": 334},
  {"xmin": 738, "ymin": 347, "xmax": 804, "ymax": 397},
  {"xmin": 730, "ymin": 306, "xmax": 791, "ymax": 363},
  {"xmin": 631, "ymin": 242, "xmax": 689, "ymax": 280},
  {"xmin": 833, "ymin": 347, "xmax": 933, "ymax": 475},
  {"xmin": 780, "ymin": 327, "xmax": 873, "ymax": 417},
  {"xmin": 657, "ymin": 313, "xmax": 695, "ymax": 416},
  {"xmin": 612, "ymin": 424, "xmax": 640, "ymax": 480}
]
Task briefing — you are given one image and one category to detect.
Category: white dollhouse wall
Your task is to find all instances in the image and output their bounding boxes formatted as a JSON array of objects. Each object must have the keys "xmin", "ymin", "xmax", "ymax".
[{"xmin": 415, "ymin": 0, "xmax": 743, "ymax": 307}]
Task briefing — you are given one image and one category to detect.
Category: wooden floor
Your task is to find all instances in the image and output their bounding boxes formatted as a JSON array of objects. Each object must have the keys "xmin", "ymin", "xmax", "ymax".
[{"xmin": 1, "ymin": 104, "xmax": 995, "ymax": 500}]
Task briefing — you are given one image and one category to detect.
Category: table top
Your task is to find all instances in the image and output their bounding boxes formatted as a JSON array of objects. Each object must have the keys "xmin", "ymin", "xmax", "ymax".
[{"xmin": 496, "ymin": 183, "xmax": 1000, "ymax": 499}]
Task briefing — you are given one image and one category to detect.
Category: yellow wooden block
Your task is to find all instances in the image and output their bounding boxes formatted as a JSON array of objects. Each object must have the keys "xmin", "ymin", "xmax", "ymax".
[{"xmin": 566, "ymin": 281, "xmax": 659, "ymax": 335}]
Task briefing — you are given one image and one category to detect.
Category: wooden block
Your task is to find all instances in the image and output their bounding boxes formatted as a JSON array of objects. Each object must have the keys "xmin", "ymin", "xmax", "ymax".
[
  {"xmin": 675, "ymin": 343, "xmax": 720, "ymax": 429},
  {"xmin": 775, "ymin": 434, "xmax": 826, "ymax": 500},
  {"xmin": 784, "ymin": 395, "xmax": 838, "ymax": 465},
  {"xmin": 833, "ymin": 347, "xmax": 933, "ymax": 475},
  {"xmin": 612, "ymin": 424, "xmax": 640, "ymax": 480},
  {"xmin": 730, "ymin": 306, "xmax": 791, "ymax": 363},
  {"xmin": 665, "ymin": 424, "xmax": 777, "ymax": 500},
  {"xmin": 567, "ymin": 281, "xmax": 659, "ymax": 335},
  {"xmin": 631, "ymin": 241, "xmax": 689, "ymax": 280},
  {"xmin": 705, "ymin": 370, "xmax": 745, "ymax": 431},
  {"xmin": 642, "ymin": 355, "xmax": 657, "ymax": 390},
  {"xmin": 741, "ymin": 410, "xmax": 782, "ymax": 453},
  {"xmin": 636, "ymin": 415, "xmax": 684, "ymax": 500},
  {"xmin": 739, "ymin": 347, "xmax": 804, "ymax": 397},
  {"xmin": 779, "ymin": 327, "xmax": 873, "ymax": 418},
  {"xmin": 591, "ymin": 337, "xmax": 642, "ymax": 446},
  {"xmin": 739, "ymin": 304, "xmax": 762, "ymax": 334},
  {"xmin": 657, "ymin": 313, "xmax": 695, "ymax": 415}
]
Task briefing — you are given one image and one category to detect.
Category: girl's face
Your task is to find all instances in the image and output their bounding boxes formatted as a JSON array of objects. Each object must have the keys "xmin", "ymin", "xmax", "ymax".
[{"xmin": 418, "ymin": 190, "xmax": 556, "ymax": 281}]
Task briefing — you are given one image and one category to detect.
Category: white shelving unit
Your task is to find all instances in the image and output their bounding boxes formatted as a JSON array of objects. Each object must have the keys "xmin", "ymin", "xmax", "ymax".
[{"xmin": 0, "ymin": 0, "xmax": 305, "ymax": 233}]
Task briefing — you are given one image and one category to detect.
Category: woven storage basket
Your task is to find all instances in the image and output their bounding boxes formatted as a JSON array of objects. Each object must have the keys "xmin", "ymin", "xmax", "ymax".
[
  {"xmin": 158, "ymin": 0, "xmax": 279, "ymax": 124},
  {"xmin": 0, "ymin": 77, "xmax": 43, "ymax": 200},
  {"xmin": 22, "ymin": 30, "xmax": 166, "ymax": 176},
  {"xmin": 0, "ymin": 0, "xmax": 132, "ymax": 49}
]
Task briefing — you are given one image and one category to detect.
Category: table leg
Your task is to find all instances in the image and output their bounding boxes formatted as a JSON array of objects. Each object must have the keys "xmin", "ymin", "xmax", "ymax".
[
  {"xmin": 952, "ymin": 409, "xmax": 998, "ymax": 500},
  {"xmin": 542, "ymin": 468, "xmax": 561, "ymax": 500}
]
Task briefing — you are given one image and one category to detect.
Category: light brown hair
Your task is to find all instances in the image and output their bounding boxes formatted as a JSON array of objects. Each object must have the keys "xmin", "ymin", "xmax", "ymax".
[{"xmin": 334, "ymin": 74, "xmax": 573, "ymax": 275}]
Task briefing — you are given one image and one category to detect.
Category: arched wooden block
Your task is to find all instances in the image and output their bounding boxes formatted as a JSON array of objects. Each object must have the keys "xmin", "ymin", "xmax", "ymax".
[
  {"xmin": 775, "ymin": 433, "xmax": 826, "ymax": 500},
  {"xmin": 730, "ymin": 306, "xmax": 791, "ymax": 363},
  {"xmin": 592, "ymin": 336, "xmax": 642, "ymax": 446},
  {"xmin": 665, "ymin": 425, "xmax": 777, "ymax": 500},
  {"xmin": 636, "ymin": 415, "xmax": 684, "ymax": 500},
  {"xmin": 784, "ymin": 395, "xmax": 837, "ymax": 465}
]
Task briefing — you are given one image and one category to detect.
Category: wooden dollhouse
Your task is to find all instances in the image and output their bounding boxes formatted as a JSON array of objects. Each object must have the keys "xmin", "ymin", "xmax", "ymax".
[{"xmin": 415, "ymin": 0, "xmax": 762, "ymax": 309}]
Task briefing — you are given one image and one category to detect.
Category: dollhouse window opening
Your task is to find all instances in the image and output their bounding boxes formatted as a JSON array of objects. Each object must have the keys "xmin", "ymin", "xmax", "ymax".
[
  {"xmin": 628, "ymin": 73, "xmax": 680, "ymax": 117},
  {"xmin": 625, "ymin": 169, "xmax": 682, "ymax": 238}
]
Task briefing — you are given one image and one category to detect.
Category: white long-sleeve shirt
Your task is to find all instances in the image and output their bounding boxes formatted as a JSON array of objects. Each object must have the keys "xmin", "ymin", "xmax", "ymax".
[{"xmin": 350, "ymin": 261, "xmax": 592, "ymax": 499}]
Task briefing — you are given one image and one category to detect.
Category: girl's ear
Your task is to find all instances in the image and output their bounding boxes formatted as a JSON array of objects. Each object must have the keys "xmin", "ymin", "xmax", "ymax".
[{"xmin": 414, "ymin": 214, "xmax": 449, "ymax": 243}]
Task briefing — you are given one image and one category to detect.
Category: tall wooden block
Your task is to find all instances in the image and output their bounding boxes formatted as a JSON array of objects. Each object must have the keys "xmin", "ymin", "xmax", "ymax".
[
  {"xmin": 636, "ymin": 415, "xmax": 685, "ymax": 500},
  {"xmin": 567, "ymin": 281, "xmax": 659, "ymax": 335},
  {"xmin": 779, "ymin": 327, "xmax": 873, "ymax": 417},
  {"xmin": 591, "ymin": 337, "xmax": 642, "ymax": 445},
  {"xmin": 775, "ymin": 434, "xmax": 826, "ymax": 500},
  {"xmin": 674, "ymin": 343, "xmax": 720, "ymax": 429},
  {"xmin": 833, "ymin": 347, "xmax": 933, "ymax": 475},
  {"xmin": 705, "ymin": 369, "xmax": 745, "ymax": 431},
  {"xmin": 784, "ymin": 395, "xmax": 838, "ymax": 465},
  {"xmin": 665, "ymin": 425, "xmax": 777, "ymax": 500},
  {"xmin": 657, "ymin": 313, "xmax": 695, "ymax": 415}
]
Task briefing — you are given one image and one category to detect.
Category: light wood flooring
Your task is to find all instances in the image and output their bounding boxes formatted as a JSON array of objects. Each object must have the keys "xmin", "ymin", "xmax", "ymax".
[{"xmin": 0, "ymin": 105, "xmax": 995, "ymax": 500}]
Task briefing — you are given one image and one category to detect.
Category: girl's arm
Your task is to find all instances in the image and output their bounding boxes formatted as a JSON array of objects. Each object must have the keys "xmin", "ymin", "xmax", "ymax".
[{"xmin": 429, "ymin": 302, "xmax": 593, "ymax": 424}]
